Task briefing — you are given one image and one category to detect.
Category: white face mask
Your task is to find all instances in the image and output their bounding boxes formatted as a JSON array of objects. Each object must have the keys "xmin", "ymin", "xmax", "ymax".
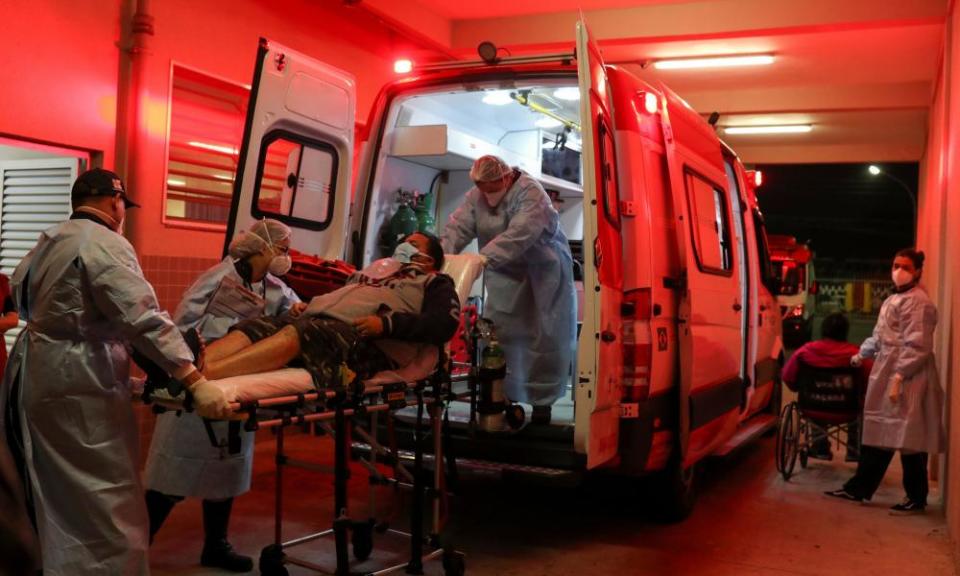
[
  {"xmin": 268, "ymin": 254, "xmax": 292, "ymax": 276},
  {"xmin": 892, "ymin": 268, "xmax": 914, "ymax": 288},
  {"xmin": 392, "ymin": 241, "xmax": 420, "ymax": 264}
]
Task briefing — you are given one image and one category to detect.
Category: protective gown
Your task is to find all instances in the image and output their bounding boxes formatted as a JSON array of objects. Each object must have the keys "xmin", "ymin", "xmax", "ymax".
[
  {"xmin": 442, "ymin": 172, "xmax": 576, "ymax": 405},
  {"xmin": 145, "ymin": 257, "xmax": 299, "ymax": 499},
  {"xmin": 859, "ymin": 285, "xmax": 944, "ymax": 454},
  {"xmin": 0, "ymin": 217, "xmax": 194, "ymax": 575}
]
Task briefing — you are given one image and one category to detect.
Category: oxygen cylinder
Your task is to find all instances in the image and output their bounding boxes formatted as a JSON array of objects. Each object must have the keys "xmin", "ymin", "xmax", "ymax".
[
  {"xmin": 478, "ymin": 338, "xmax": 508, "ymax": 432},
  {"xmin": 389, "ymin": 190, "xmax": 419, "ymax": 250},
  {"xmin": 415, "ymin": 191, "xmax": 436, "ymax": 234}
]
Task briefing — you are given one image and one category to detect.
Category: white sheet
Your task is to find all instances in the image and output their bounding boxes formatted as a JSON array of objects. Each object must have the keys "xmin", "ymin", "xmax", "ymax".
[{"xmin": 215, "ymin": 253, "xmax": 484, "ymax": 404}]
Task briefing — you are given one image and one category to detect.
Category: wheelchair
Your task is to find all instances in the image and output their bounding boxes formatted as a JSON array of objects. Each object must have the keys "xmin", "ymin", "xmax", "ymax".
[{"xmin": 775, "ymin": 363, "xmax": 863, "ymax": 481}]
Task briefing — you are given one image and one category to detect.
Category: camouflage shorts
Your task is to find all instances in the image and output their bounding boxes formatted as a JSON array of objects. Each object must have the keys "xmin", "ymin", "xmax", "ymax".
[{"xmin": 232, "ymin": 314, "xmax": 393, "ymax": 389}]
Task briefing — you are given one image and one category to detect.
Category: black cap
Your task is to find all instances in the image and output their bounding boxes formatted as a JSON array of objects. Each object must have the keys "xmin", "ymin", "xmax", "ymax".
[{"xmin": 71, "ymin": 168, "xmax": 140, "ymax": 208}]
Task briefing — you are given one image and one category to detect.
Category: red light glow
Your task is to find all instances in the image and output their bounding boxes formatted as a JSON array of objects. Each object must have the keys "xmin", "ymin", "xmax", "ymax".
[{"xmin": 754, "ymin": 170, "xmax": 763, "ymax": 187}]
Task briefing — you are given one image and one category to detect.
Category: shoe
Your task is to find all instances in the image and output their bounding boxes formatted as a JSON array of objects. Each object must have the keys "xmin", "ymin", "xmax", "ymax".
[
  {"xmin": 823, "ymin": 488, "xmax": 863, "ymax": 503},
  {"xmin": 201, "ymin": 539, "xmax": 254, "ymax": 572},
  {"xmin": 889, "ymin": 499, "xmax": 926, "ymax": 516},
  {"xmin": 531, "ymin": 405, "xmax": 552, "ymax": 425},
  {"xmin": 808, "ymin": 451, "xmax": 834, "ymax": 461}
]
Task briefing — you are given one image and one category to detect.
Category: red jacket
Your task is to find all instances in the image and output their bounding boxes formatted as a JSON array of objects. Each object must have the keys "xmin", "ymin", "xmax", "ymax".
[{"xmin": 782, "ymin": 339, "xmax": 872, "ymax": 393}]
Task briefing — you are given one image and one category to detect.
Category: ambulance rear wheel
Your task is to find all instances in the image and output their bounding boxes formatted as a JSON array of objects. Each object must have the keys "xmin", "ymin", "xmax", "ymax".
[{"xmin": 652, "ymin": 454, "xmax": 697, "ymax": 523}]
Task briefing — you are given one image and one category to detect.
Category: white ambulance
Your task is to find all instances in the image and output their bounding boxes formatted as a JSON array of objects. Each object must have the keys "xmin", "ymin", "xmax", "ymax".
[{"xmin": 227, "ymin": 22, "xmax": 783, "ymax": 518}]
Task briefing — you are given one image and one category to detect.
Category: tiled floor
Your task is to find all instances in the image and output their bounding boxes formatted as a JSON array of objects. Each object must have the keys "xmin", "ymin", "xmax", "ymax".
[{"xmin": 150, "ymin": 429, "xmax": 957, "ymax": 575}]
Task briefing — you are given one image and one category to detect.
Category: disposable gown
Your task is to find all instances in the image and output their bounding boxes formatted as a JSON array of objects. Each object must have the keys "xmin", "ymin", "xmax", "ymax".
[
  {"xmin": 0, "ymin": 217, "xmax": 194, "ymax": 575},
  {"xmin": 859, "ymin": 285, "xmax": 944, "ymax": 454},
  {"xmin": 145, "ymin": 257, "xmax": 299, "ymax": 499},
  {"xmin": 442, "ymin": 172, "xmax": 576, "ymax": 405}
]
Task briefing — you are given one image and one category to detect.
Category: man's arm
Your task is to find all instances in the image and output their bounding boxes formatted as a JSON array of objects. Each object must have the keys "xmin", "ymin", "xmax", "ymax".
[{"xmin": 383, "ymin": 274, "xmax": 460, "ymax": 345}]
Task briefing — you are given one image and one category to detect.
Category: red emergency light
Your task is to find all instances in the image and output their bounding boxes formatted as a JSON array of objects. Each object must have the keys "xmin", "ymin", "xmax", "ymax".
[
  {"xmin": 640, "ymin": 91, "xmax": 659, "ymax": 114},
  {"xmin": 394, "ymin": 59, "xmax": 413, "ymax": 74},
  {"xmin": 754, "ymin": 170, "xmax": 763, "ymax": 187}
]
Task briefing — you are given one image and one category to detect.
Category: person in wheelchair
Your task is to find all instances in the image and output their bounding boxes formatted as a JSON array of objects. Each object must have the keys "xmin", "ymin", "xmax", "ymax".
[
  {"xmin": 782, "ymin": 313, "xmax": 870, "ymax": 461},
  {"xmin": 197, "ymin": 232, "xmax": 461, "ymax": 386}
]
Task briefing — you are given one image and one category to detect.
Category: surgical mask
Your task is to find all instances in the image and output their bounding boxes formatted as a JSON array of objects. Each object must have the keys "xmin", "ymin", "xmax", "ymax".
[
  {"xmin": 261, "ymin": 219, "xmax": 292, "ymax": 276},
  {"xmin": 892, "ymin": 268, "xmax": 914, "ymax": 288},
  {"xmin": 392, "ymin": 241, "xmax": 420, "ymax": 264}
]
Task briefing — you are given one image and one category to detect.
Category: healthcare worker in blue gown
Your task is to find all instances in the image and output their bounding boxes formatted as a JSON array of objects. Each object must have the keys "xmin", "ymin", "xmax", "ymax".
[
  {"xmin": 826, "ymin": 248, "xmax": 945, "ymax": 514},
  {"xmin": 0, "ymin": 168, "xmax": 228, "ymax": 575},
  {"xmin": 442, "ymin": 155, "xmax": 576, "ymax": 425},
  {"xmin": 144, "ymin": 218, "xmax": 303, "ymax": 571}
]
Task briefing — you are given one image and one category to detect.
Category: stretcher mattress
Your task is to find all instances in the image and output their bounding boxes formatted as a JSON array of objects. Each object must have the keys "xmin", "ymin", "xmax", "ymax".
[{"xmin": 211, "ymin": 253, "xmax": 484, "ymax": 404}]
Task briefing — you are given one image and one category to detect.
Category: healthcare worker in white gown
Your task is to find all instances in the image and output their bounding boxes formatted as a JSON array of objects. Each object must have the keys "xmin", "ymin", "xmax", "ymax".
[
  {"xmin": 144, "ymin": 219, "xmax": 303, "ymax": 571},
  {"xmin": 826, "ymin": 248, "xmax": 945, "ymax": 514},
  {"xmin": 442, "ymin": 155, "xmax": 576, "ymax": 425},
  {"xmin": 0, "ymin": 168, "xmax": 227, "ymax": 575}
]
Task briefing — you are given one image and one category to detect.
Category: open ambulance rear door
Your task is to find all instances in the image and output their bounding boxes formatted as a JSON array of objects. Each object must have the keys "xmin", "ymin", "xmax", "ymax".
[
  {"xmin": 226, "ymin": 38, "xmax": 356, "ymax": 259},
  {"xmin": 660, "ymin": 87, "xmax": 745, "ymax": 468},
  {"xmin": 574, "ymin": 20, "xmax": 625, "ymax": 469}
]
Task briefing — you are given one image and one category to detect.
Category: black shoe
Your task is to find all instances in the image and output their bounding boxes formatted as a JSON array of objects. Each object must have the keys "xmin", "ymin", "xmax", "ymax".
[
  {"xmin": 531, "ymin": 405, "xmax": 552, "ymax": 425},
  {"xmin": 201, "ymin": 539, "xmax": 254, "ymax": 572},
  {"xmin": 807, "ymin": 450, "xmax": 834, "ymax": 461},
  {"xmin": 889, "ymin": 499, "xmax": 926, "ymax": 516},
  {"xmin": 824, "ymin": 488, "xmax": 863, "ymax": 502}
]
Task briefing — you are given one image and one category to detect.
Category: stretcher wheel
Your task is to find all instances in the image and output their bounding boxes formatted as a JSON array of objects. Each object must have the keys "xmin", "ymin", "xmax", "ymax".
[
  {"xmin": 442, "ymin": 548, "xmax": 466, "ymax": 576},
  {"xmin": 352, "ymin": 522, "xmax": 374, "ymax": 561},
  {"xmin": 505, "ymin": 404, "xmax": 525, "ymax": 429},
  {"xmin": 259, "ymin": 544, "xmax": 288, "ymax": 576}
]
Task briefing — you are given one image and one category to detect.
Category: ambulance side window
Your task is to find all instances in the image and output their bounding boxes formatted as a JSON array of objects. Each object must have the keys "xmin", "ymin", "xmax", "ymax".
[
  {"xmin": 252, "ymin": 129, "xmax": 338, "ymax": 231},
  {"xmin": 597, "ymin": 119, "xmax": 620, "ymax": 229},
  {"xmin": 753, "ymin": 211, "xmax": 778, "ymax": 293},
  {"xmin": 684, "ymin": 170, "xmax": 732, "ymax": 275}
]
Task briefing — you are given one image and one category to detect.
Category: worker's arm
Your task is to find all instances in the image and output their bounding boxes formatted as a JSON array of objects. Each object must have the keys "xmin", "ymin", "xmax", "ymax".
[
  {"xmin": 382, "ymin": 274, "xmax": 460, "ymax": 345},
  {"xmin": 893, "ymin": 296, "xmax": 938, "ymax": 380},
  {"xmin": 480, "ymin": 182, "xmax": 555, "ymax": 269}
]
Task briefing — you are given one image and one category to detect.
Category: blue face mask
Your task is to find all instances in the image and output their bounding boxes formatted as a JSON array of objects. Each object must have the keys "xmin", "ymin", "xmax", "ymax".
[{"xmin": 392, "ymin": 242, "xmax": 420, "ymax": 264}]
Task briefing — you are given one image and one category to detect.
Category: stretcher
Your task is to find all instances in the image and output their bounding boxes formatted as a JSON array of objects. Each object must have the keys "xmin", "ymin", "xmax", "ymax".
[{"xmin": 145, "ymin": 254, "xmax": 484, "ymax": 576}]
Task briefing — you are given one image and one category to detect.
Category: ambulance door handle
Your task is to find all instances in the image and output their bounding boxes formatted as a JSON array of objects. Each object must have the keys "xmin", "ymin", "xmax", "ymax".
[{"xmin": 733, "ymin": 302, "xmax": 742, "ymax": 312}]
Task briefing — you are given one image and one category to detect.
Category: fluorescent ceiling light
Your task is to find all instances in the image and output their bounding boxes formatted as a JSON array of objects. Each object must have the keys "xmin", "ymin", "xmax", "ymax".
[
  {"xmin": 482, "ymin": 91, "xmax": 513, "ymax": 106},
  {"xmin": 188, "ymin": 141, "xmax": 238, "ymax": 155},
  {"xmin": 654, "ymin": 54, "xmax": 775, "ymax": 70},
  {"xmin": 553, "ymin": 87, "xmax": 580, "ymax": 101},
  {"xmin": 723, "ymin": 124, "xmax": 812, "ymax": 135},
  {"xmin": 213, "ymin": 174, "xmax": 235, "ymax": 182},
  {"xmin": 166, "ymin": 178, "xmax": 186, "ymax": 187},
  {"xmin": 536, "ymin": 117, "xmax": 563, "ymax": 129}
]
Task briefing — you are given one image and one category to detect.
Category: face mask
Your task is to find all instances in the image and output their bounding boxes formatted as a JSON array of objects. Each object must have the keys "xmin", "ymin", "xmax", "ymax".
[
  {"xmin": 392, "ymin": 241, "xmax": 420, "ymax": 264},
  {"xmin": 892, "ymin": 268, "xmax": 914, "ymax": 288},
  {"xmin": 268, "ymin": 254, "xmax": 292, "ymax": 276}
]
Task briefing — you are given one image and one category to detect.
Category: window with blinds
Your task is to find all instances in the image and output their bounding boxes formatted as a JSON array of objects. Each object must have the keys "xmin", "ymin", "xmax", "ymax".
[
  {"xmin": 0, "ymin": 157, "xmax": 79, "ymax": 349},
  {"xmin": 165, "ymin": 65, "xmax": 249, "ymax": 228}
]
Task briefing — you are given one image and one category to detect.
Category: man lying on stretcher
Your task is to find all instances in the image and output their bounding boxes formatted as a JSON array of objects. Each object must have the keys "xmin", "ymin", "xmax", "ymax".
[{"xmin": 193, "ymin": 232, "xmax": 460, "ymax": 398}]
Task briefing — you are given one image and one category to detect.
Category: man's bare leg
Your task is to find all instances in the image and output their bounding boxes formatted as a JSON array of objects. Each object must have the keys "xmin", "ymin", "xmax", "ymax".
[
  {"xmin": 203, "ymin": 330, "xmax": 254, "ymax": 364},
  {"xmin": 203, "ymin": 325, "xmax": 301, "ymax": 380}
]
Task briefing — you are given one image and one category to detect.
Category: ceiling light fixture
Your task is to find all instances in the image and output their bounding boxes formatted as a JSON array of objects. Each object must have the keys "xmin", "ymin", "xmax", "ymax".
[
  {"xmin": 653, "ymin": 54, "xmax": 775, "ymax": 70},
  {"xmin": 482, "ymin": 91, "xmax": 513, "ymax": 106},
  {"xmin": 553, "ymin": 87, "xmax": 580, "ymax": 101},
  {"xmin": 723, "ymin": 124, "xmax": 812, "ymax": 135},
  {"xmin": 188, "ymin": 141, "xmax": 239, "ymax": 155}
]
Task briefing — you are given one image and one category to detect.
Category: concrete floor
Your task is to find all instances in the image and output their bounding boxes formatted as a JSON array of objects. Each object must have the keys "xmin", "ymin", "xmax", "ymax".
[{"xmin": 149, "ymin": 427, "xmax": 957, "ymax": 576}]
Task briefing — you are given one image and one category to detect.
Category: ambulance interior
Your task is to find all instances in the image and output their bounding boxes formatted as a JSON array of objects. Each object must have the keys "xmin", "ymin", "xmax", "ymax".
[{"xmin": 360, "ymin": 81, "xmax": 585, "ymax": 428}]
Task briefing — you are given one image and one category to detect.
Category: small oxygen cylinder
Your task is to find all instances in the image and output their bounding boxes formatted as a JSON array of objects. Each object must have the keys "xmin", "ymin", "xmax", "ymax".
[
  {"xmin": 415, "ymin": 191, "xmax": 436, "ymax": 234},
  {"xmin": 389, "ymin": 190, "xmax": 419, "ymax": 250},
  {"xmin": 478, "ymin": 338, "xmax": 508, "ymax": 432}
]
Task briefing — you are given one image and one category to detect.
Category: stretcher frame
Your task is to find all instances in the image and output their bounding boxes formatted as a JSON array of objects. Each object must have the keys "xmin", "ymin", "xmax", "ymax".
[{"xmin": 149, "ymin": 364, "xmax": 465, "ymax": 576}]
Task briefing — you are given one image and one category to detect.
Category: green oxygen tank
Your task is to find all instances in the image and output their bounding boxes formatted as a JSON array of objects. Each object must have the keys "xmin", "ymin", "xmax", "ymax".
[
  {"xmin": 478, "ymin": 336, "xmax": 508, "ymax": 432},
  {"xmin": 415, "ymin": 191, "xmax": 436, "ymax": 234},
  {"xmin": 389, "ymin": 190, "xmax": 419, "ymax": 250}
]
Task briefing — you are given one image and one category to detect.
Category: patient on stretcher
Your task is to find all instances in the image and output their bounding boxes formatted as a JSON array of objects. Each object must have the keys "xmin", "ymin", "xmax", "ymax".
[{"xmin": 198, "ymin": 233, "xmax": 461, "ymax": 389}]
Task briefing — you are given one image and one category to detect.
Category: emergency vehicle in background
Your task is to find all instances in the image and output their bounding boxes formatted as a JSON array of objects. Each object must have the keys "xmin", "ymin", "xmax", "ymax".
[
  {"xmin": 768, "ymin": 235, "xmax": 816, "ymax": 348},
  {"xmin": 226, "ymin": 20, "xmax": 783, "ymax": 519}
]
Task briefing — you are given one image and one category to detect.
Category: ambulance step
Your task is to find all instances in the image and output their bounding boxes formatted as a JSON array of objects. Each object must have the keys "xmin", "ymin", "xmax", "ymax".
[
  {"xmin": 713, "ymin": 413, "xmax": 776, "ymax": 456},
  {"xmin": 351, "ymin": 442, "xmax": 579, "ymax": 481}
]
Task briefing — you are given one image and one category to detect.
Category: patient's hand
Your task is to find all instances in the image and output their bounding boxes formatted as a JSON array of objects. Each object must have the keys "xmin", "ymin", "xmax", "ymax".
[
  {"xmin": 353, "ymin": 315, "xmax": 384, "ymax": 338},
  {"xmin": 288, "ymin": 302, "xmax": 308, "ymax": 317}
]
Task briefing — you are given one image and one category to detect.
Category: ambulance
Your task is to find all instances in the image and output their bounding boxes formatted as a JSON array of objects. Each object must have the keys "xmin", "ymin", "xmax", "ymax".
[
  {"xmin": 226, "ymin": 21, "xmax": 783, "ymax": 518},
  {"xmin": 768, "ymin": 235, "xmax": 816, "ymax": 348}
]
